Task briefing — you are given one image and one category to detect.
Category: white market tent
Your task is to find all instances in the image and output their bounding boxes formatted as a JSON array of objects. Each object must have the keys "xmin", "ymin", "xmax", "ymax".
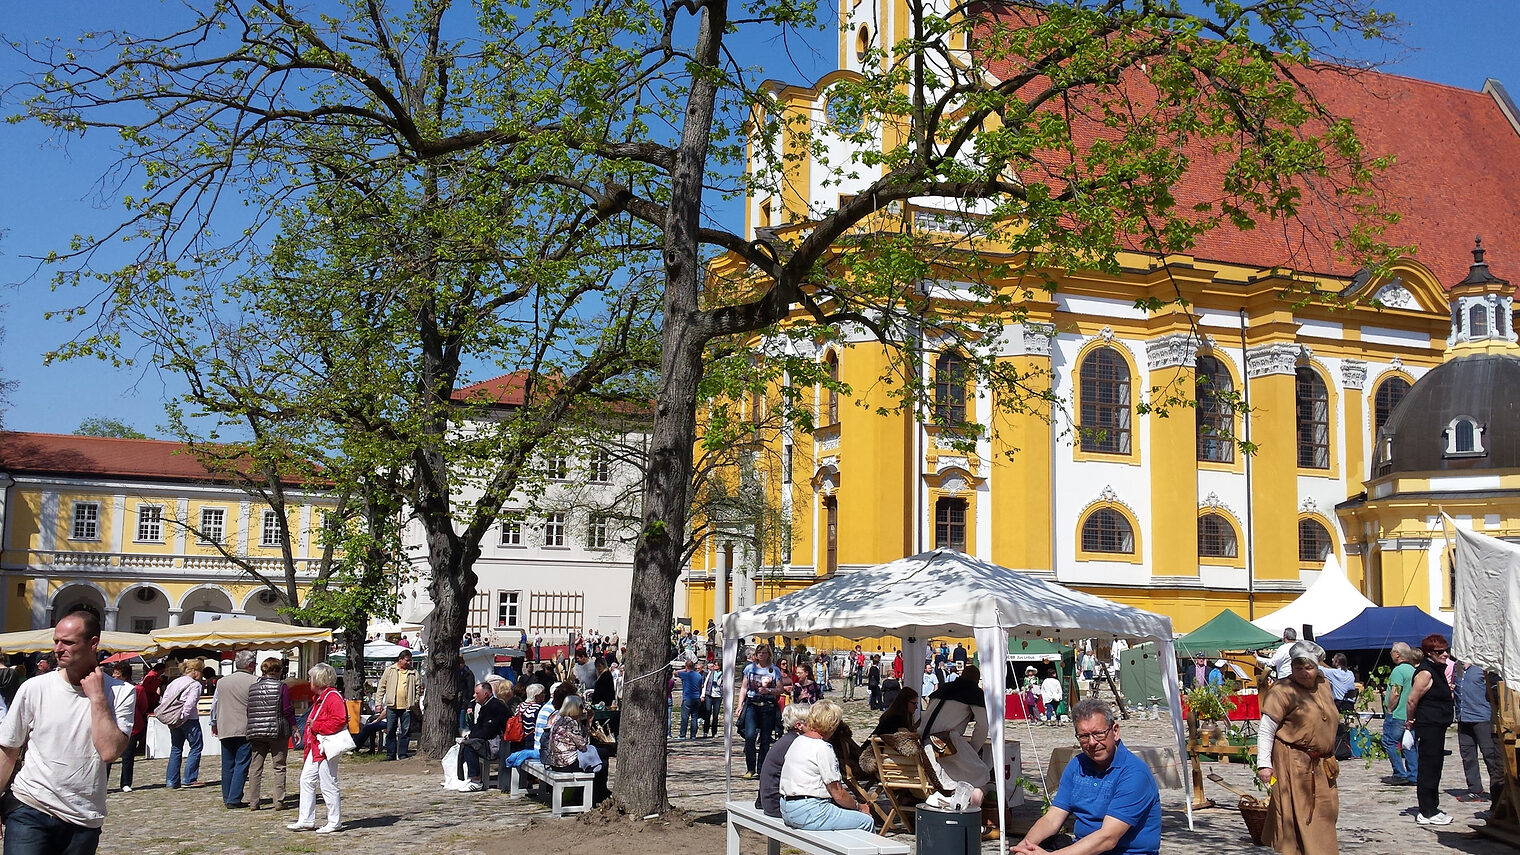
[
  {"xmin": 1251, "ymin": 554, "xmax": 1374, "ymax": 639},
  {"xmin": 1449, "ymin": 517, "xmax": 1520, "ymax": 685},
  {"xmin": 721, "ymin": 549, "xmax": 1190, "ymax": 851}
]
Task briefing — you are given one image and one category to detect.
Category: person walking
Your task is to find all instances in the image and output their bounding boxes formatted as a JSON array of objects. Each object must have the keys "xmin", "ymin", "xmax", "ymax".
[
  {"xmin": 1255, "ymin": 642, "xmax": 1339, "ymax": 855},
  {"xmin": 288, "ymin": 663, "xmax": 346, "ymax": 834},
  {"xmin": 1454, "ymin": 660, "xmax": 1503, "ymax": 803},
  {"xmin": 841, "ymin": 652, "xmax": 857, "ymax": 701},
  {"xmin": 375, "ymin": 650, "xmax": 420, "ymax": 760},
  {"xmin": 1380, "ymin": 642, "xmax": 1419, "ymax": 785},
  {"xmin": 212, "ymin": 651, "xmax": 258, "ymax": 808},
  {"xmin": 246, "ymin": 657, "xmax": 295, "ymax": 810},
  {"xmin": 1405, "ymin": 634, "xmax": 1456, "ymax": 826},
  {"xmin": 866, "ymin": 655, "xmax": 883, "ymax": 711},
  {"xmin": 109, "ymin": 661, "xmax": 145, "ymax": 793},
  {"xmin": 0, "ymin": 611, "xmax": 135, "ymax": 854},
  {"xmin": 741, "ymin": 645, "xmax": 784, "ymax": 779},
  {"xmin": 157, "ymin": 658, "xmax": 207, "ymax": 789},
  {"xmin": 677, "ymin": 659, "xmax": 705, "ymax": 740},
  {"xmin": 700, "ymin": 660, "xmax": 724, "ymax": 738}
]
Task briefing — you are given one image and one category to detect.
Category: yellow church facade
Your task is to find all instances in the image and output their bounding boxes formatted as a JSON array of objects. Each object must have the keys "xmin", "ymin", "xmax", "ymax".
[
  {"xmin": 0, "ymin": 433, "xmax": 333, "ymax": 632},
  {"xmin": 683, "ymin": 7, "xmax": 1520, "ymax": 637}
]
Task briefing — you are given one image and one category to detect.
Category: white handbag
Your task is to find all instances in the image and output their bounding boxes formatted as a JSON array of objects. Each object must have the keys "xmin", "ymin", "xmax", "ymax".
[{"xmin": 317, "ymin": 727, "xmax": 357, "ymax": 758}]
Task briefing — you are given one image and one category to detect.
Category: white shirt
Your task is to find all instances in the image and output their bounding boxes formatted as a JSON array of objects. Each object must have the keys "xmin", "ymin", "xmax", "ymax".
[
  {"xmin": 1258, "ymin": 642, "xmax": 1294, "ymax": 679},
  {"xmin": 778, "ymin": 735, "xmax": 840, "ymax": 799},
  {"xmin": 0, "ymin": 671, "xmax": 134, "ymax": 828},
  {"xmin": 1040, "ymin": 677, "xmax": 1063, "ymax": 704}
]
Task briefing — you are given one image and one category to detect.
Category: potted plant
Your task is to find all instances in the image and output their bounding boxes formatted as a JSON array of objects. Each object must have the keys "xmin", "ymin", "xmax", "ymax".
[{"xmin": 1184, "ymin": 685, "xmax": 1235, "ymax": 747}]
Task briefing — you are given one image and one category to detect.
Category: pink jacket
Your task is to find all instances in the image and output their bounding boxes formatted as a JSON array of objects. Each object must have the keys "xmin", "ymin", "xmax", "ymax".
[{"xmin": 304, "ymin": 688, "xmax": 347, "ymax": 761}]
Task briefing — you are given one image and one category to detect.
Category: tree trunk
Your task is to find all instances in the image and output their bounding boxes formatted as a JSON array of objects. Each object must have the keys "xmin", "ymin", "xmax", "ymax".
[
  {"xmin": 614, "ymin": 0, "xmax": 727, "ymax": 817},
  {"xmin": 419, "ymin": 536, "xmax": 477, "ymax": 757},
  {"xmin": 342, "ymin": 621, "xmax": 367, "ymax": 700}
]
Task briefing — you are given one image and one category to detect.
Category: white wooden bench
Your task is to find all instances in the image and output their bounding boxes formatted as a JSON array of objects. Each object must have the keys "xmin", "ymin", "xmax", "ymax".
[
  {"xmin": 725, "ymin": 800, "xmax": 909, "ymax": 855},
  {"xmin": 509, "ymin": 759, "xmax": 596, "ymax": 817}
]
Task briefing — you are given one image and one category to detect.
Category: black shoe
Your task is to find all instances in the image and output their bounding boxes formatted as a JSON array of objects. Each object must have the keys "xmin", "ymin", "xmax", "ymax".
[{"xmin": 225, "ymin": 802, "xmax": 249, "ymax": 809}]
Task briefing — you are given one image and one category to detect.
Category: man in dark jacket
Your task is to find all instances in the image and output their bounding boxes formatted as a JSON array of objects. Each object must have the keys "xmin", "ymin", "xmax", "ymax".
[{"xmin": 457, "ymin": 682, "xmax": 509, "ymax": 791}]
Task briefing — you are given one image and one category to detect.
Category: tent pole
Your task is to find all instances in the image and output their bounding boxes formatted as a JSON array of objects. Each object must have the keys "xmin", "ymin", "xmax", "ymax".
[{"xmin": 1240, "ymin": 308, "xmax": 1257, "ymax": 620}]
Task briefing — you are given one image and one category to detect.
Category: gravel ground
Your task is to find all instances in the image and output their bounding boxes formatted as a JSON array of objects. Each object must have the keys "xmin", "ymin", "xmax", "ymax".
[{"xmin": 91, "ymin": 691, "xmax": 1512, "ymax": 855}]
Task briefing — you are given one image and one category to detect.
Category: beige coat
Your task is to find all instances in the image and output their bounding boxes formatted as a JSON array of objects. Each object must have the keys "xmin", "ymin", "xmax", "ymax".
[{"xmin": 376, "ymin": 663, "xmax": 421, "ymax": 711}]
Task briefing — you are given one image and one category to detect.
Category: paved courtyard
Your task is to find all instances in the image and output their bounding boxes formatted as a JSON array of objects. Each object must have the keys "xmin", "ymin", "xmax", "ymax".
[{"xmin": 95, "ymin": 695, "xmax": 1511, "ymax": 855}]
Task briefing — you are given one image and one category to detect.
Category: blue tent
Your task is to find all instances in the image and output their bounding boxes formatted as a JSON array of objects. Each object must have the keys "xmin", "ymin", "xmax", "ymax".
[{"xmin": 1315, "ymin": 605, "xmax": 1452, "ymax": 650}]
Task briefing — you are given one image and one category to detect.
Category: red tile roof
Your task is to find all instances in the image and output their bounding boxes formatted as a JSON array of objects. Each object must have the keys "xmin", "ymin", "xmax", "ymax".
[
  {"xmin": 451, "ymin": 372, "xmax": 529, "ymax": 406},
  {"xmin": 0, "ymin": 432, "xmax": 229, "ymax": 482},
  {"xmin": 976, "ymin": 25, "xmax": 1520, "ymax": 287}
]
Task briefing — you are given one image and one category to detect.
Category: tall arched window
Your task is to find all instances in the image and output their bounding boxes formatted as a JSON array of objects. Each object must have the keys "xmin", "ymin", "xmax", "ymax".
[
  {"xmin": 824, "ymin": 351, "xmax": 840, "ymax": 425},
  {"xmin": 1079, "ymin": 347, "xmax": 1131, "ymax": 454},
  {"xmin": 934, "ymin": 351, "xmax": 967, "ymax": 424},
  {"xmin": 935, "ymin": 497, "xmax": 967, "ymax": 552},
  {"xmin": 1198, "ymin": 514, "xmax": 1238, "ymax": 558},
  {"xmin": 1295, "ymin": 367, "xmax": 1330, "ymax": 469},
  {"xmin": 1470, "ymin": 303, "xmax": 1490, "ymax": 338},
  {"xmin": 1298, "ymin": 518, "xmax": 1332, "ymax": 564},
  {"xmin": 1081, "ymin": 509, "xmax": 1135, "ymax": 554},
  {"xmin": 1455, "ymin": 419, "xmax": 1475, "ymax": 452},
  {"xmin": 1196, "ymin": 355, "xmax": 1234, "ymax": 463},
  {"xmin": 823, "ymin": 497, "xmax": 838, "ymax": 574},
  {"xmin": 1373, "ymin": 376, "xmax": 1410, "ymax": 439}
]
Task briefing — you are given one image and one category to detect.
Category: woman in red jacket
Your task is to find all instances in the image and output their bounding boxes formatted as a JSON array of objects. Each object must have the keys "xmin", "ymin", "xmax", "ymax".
[{"xmin": 288, "ymin": 663, "xmax": 346, "ymax": 834}]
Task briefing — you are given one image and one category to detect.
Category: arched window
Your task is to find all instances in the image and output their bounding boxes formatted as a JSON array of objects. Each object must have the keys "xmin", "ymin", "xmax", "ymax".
[
  {"xmin": 1298, "ymin": 518, "xmax": 1333, "ymax": 564},
  {"xmin": 1079, "ymin": 347, "xmax": 1131, "ymax": 454},
  {"xmin": 1196, "ymin": 355, "xmax": 1234, "ymax": 463},
  {"xmin": 1470, "ymin": 303, "xmax": 1490, "ymax": 338},
  {"xmin": 1198, "ymin": 514, "xmax": 1238, "ymax": 558},
  {"xmin": 1455, "ymin": 419, "xmax": 1475, "ymax": 453},
  {"xmin": 824, "ymin": 351, "xmax": 840, "ymax": 425},
  {"xmin": 1295, "ymin": 367, "xmax": 1329, "ymax": 469},
  {"xmin": 1373, "ymin": 376, "xmax": 1410, "ymax": 439},
  {"xmin": 1081, "ymin": 509, "xmax": 1134, "ymax": 554},
  {"xmin": 934, "ymin": 351, "xmax": 968, "ymax": 424},
  {"xmin": 1444, "ymin": 416, "xmax": 1486, "ymax": 456},
  {"xmin": 935, "ymin": 498, "xmax": 967, "ymax": 552},
  {"xmin": 823, "ymin": 496, "xmax": 838, "ymax": 574}
]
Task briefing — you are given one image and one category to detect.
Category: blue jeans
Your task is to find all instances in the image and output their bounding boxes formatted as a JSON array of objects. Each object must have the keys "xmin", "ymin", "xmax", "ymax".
[
  {"xmin": 780, "ymin": 796, "xmax": 875, "ymax": 831},
  {"xmin": 220, "ymin": 736, "xmax": 252, "ymax": 805},
  {"xmin": 679, "ymin": 698, "xmax": 702, "ymax": 739},
  {"xmin": 1, "ymin": 795, "xmax": 101, "ymax": 855},
  {"xmin": 386, "ymin": 708, "xmax": 412, "ymax": 759},
  {"xmin": 742, "ymin": 701, "xmax": 779, "ymax": 774},
  {"xmin": 167, "ymin": 720, "xmax": 203, "ymax": 787},
  {"xmin": 1381, "ymin": 715, "xmax": 1418, "ymax": 782}
]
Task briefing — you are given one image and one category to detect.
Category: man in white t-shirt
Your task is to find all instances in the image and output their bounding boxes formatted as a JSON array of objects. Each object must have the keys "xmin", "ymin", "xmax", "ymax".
[{"xmin": 0, "ymin": 610, "xmax": 134, "ymax": 854}]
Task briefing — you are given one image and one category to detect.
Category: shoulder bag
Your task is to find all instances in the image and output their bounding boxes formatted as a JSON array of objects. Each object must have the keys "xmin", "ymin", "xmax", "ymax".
[{"xmin": 313, "ymin": 691, "xmax": 357, "ymax": 758}]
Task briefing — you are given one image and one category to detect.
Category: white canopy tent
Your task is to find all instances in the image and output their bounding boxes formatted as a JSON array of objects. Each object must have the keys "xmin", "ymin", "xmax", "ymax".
[
  {"xmin": 1449, "ymin": 517, "xmax": 1520, "ymax": 685},
  {"xmin": 720, "ymin": 550, "xmax": 1191, "ymax": 851},
  {"xmin": 1250, "ymin": 554, "xmax": 1373, "ymax": 639}
]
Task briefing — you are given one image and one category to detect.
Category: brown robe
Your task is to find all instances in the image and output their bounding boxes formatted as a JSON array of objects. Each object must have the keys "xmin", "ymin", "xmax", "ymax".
[{"xmin": 1262, "ymin": 676, "xmax": 1340, "ymax": 855}]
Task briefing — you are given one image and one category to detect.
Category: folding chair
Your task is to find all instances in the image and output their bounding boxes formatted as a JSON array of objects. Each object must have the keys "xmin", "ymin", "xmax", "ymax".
[
  {"xmin": 844, "ymin": 774, "xmax": 892, "ymax": 831},
  {"xmin": 868, "ymin": 735, "xmax": 937, "ymax": 835}
]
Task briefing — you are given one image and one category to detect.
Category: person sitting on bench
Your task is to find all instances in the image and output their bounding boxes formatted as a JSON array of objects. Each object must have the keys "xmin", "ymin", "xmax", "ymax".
[{"xmin": 778, "ymin": 700, "xmax": 874, "ymax": 832}]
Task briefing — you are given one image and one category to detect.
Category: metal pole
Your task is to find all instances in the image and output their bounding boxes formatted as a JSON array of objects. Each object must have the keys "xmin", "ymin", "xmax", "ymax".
[{"xmin": 1239, "ymin": 309, "xmax": 1256, "ymax": 620}]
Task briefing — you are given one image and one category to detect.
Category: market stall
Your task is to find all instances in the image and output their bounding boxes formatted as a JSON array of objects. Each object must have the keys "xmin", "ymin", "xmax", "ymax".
[{"xmin": 722, "ymin": 549, "xmax": 1191, "ymax": 852}]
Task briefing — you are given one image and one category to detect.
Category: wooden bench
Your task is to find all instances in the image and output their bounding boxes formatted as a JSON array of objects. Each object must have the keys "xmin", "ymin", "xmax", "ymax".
[
  {"xmin": 508, "ymin": 759, "xmax": 597, "ymax": 817},
  {"xmin": 725, "ymin": 800, "xmax": 909, "ymax": 855}
]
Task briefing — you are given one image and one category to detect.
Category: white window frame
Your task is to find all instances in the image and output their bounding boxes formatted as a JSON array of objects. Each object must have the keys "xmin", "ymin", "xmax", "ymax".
[
  {"xmin": 587, "ymin": 514, "xmax": 610, "ymax": 550},
  {"xmin": 1443, "ymin": 415, "xmax": 1487, "ymax": 456},
  {"xmin": 198, "ymin": 507, "xmax": 226, "ymax": 545},
  {"xmin": 500, "ymin": 516, "xmax": 523, "ymax": 547},
  {"xmin": 135, "ymin": 505, "xmax": 164, "ymax": 543},
  {"xmin": 496, "ymin": 590, "xmax": 521, "ymax": 628},
  {"xmin": 71, "ymin": 502, "xmax": 101, "ymax": 541},
  {"xmin": 260, "ymin": 510, "xmax": 283, "ymax": 547},
  {"xmin": 545, "ymin": 453, "xmax": 569, "ymax": 481},
  {"xmin": 544, "ymin": 513, "xmax": 566, "ymax": 547},
  {"xmin": 588, "ymin": 450, "xmax": 612, "ymax": 484}
]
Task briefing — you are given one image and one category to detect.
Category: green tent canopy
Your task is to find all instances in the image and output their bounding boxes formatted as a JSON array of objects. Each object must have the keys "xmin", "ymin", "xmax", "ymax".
[
  {"xmin": 1006, "ymin": 636, "xmax": 1072, "ymax": 657},
  {"xmin": 1175, "ymin": 609, "xmax": 1279, "ymax": 657}
]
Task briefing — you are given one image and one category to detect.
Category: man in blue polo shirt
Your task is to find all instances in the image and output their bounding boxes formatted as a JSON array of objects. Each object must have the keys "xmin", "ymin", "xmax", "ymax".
[{"xmin": 1014, "ymin": 698, "xmax": 1160, "ymax": 855}]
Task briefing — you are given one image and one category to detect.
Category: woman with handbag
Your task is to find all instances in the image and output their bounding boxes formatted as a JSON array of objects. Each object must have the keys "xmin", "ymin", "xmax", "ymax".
[
  {"xmin": 289, "ymin": 663, "xmax": 348, "ymax": 834},
  {"xmin": 157, "ymin": 658, "xmax": 207, "ymax": 789},
  {"xmin": 457, "ymin": 681, "xmax": 510, "ymax": 791}
]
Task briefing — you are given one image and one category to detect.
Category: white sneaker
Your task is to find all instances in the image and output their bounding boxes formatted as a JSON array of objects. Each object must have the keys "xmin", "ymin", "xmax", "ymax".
[
  {"xmin": 1417, "ymin": 812, "xmax": 1454, "ymax": 826},
  {"xmin": 121, "ymin": 786, "xmax": 132, "ymax": 793},
  {"xmin": 287, "ymin": 822, "xmax": 315, "ymax": 831},
  {"xmin": 315, "ymin": 823, "xmax": 341, "ymax": 834},
  {"xmin": 465, "ymin": 781, "xmax": 483, "ymax": 792}
]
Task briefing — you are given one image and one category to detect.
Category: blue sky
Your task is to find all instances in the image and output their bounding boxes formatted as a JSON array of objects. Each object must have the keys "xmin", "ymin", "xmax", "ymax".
[{"xmin": 3, "ymin": 1, "xmax": 1519, "ymax": 437}]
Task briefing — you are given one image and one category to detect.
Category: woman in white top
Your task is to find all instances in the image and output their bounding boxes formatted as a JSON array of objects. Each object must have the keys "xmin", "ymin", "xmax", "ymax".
[
  {"xmin": 1039, "ymin": 669, "xmax": 1063, "ymax": 723},
  {"xmin": 777, "ymin": 700, "xmax": 874, "ymax": 832}
]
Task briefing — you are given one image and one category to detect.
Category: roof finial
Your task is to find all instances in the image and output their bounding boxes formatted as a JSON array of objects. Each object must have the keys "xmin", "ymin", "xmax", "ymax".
[{"xmin": 1474, "ymin": 235, "xmax": 1486, "ymax": 266}]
